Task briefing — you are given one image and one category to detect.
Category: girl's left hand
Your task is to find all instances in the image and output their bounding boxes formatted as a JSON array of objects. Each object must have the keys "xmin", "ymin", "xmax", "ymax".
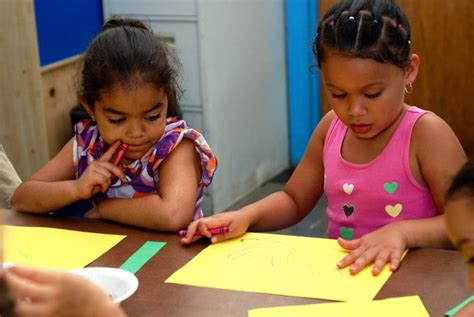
[{"xmin": 336, "ymin": 223, "xmax": 408, "ymax": 275}]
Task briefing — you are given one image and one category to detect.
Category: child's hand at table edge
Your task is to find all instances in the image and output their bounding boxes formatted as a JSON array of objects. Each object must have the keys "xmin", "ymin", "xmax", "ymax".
[
  {"xmin": 336, "ymin": 223, "xmax": 407, "ymax": 276},
  {"xmin": 180, "ymin": 210, "xmax": 251, "ymax": 245}
]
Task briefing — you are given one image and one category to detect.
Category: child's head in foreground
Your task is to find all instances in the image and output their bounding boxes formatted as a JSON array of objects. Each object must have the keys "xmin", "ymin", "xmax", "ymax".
[
  {"xmin": 78, "ymin": 18, "xmax": 182, "ymax": 161},
  {"xmin": 445, "ymin": 159, "xmax": 474, "ymax": 290}
]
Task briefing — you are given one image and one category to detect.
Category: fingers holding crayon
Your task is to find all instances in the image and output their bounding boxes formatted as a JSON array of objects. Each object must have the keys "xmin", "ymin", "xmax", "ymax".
[
  {"xmin": 180, "ymin": 210, "xmax": 251, "ymax": 245},
  {"xmin": 75, "ymin": 141, "xmax": 126, "ymax": 199}
]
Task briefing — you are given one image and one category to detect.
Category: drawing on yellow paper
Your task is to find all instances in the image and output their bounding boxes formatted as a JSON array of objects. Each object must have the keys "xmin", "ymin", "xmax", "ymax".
[{"xmin": 166, "ymin": 232, "xmax": 406, "ymax": 301}]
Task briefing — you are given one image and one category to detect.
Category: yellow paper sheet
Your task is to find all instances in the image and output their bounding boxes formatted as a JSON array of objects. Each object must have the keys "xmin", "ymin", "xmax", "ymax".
[
  {"xmin": 248, "ymin": 296, "xmax": 429, "ymax": 317},
  {"xmin": 3, "ymin": 225, "xmax": 126, "ymax": 270},
  {"xmin": 166, "ymin": 232, "xmax": 406, "ymax": 302}
]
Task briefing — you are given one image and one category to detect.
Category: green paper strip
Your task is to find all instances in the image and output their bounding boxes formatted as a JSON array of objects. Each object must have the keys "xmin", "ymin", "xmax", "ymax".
[
  {"xmin": 445, "ymin": 295, "xmax": 474, "ymax": 316},
  {"xmin": 119, "ymin": 241, "xmax": 166, "ymax": 274}
]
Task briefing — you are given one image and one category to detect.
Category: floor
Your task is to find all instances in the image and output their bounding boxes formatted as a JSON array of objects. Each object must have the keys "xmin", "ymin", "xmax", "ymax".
[{"xmin": 228, "ymin": 169, "xmax": 328, "ymax": 238}]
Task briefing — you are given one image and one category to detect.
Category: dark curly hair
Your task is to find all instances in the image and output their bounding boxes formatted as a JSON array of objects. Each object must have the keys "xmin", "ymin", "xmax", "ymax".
[
  {"xmin": 79, "ymin": 18, "xmax": 182, "ymax": 118},
  {"xmin": 446, "ymin": 159, "xmax": 474, "ymax": 201}
]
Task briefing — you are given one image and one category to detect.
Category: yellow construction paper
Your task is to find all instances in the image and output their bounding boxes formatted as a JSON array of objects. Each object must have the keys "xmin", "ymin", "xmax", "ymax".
[
  {"xmin": 167, "ymin": 232, "xmax": 406, "ymax": 302},
  {"xmin": 3, "ymin": 225, "xmax": 126, "ymax": 270},
  {"xmin": 248, "ymin": 296, "xmax": 429, "ymax": 317}
]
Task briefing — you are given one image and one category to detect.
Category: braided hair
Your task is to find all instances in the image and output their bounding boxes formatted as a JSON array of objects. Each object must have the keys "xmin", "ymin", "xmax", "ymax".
[
  {"xmin": 314, "ymin": 0, "xmax": 411, "ymax": 69},
  {"xmin": 80, "ymin": 18, "xmax": 182, "ymax": 118}
]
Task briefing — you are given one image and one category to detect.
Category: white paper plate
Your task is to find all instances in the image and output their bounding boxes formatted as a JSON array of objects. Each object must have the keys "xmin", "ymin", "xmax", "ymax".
[
  {"xmin": 1, "ymin": 262, "xmax": 13, "ymax": 270},
  {"xmin": 70, "ymin": 267, "xmax": 138, "ymax": 303}
]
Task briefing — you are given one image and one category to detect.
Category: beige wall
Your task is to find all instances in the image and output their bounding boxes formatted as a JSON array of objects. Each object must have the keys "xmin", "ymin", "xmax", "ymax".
[
  {"xmin": 0, "ymin": 0, "xmax": 49, "ymax": 179},
  {"xmin": 0, "ymin": 1, "xmax": 80, "ymax": 179}
]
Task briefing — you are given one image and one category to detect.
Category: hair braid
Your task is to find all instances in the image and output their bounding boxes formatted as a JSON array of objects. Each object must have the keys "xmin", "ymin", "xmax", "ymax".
[{"xmin": 314, "ymin": 0, "xmax": 411, "ymax": 69}]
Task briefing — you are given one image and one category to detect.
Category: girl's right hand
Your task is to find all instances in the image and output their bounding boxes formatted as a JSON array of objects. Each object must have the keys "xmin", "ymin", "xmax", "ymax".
[
  {"xmin": 75, "ymin": 141, "xmax": 126, "ymax": 199},
  {"xmin": 180, "ymin": 210, "xmax": 251, "ymax": 245}
]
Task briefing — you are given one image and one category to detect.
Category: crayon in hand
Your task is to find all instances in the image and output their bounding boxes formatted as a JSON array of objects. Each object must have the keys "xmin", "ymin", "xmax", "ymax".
[
  {"xmin": 178, "ymin": 226, "xmax": 229, "ymax": 237},
  {"xmin": 113, "ymin": 143, "xmax": 128, "ymax": 166}
]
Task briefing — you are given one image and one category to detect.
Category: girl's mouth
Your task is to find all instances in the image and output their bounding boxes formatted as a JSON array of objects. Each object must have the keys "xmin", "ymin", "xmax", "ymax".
[
  {"xmin": 126, "ymin": 144, "xmax": 148, "ymax": 152},
  {"xmin": 349, "ymin": 124, "xmax": 372, "ymax": 134}
]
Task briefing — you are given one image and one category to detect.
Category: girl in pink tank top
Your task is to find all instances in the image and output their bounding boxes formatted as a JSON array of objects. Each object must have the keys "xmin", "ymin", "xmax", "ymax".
[
  {"xmin": 324, "ymin": 106, "xmax": 437, "ymax": 240},
  {"xmin": 180, "ymin": 0, "xmax": 466, "ymax": 276}
]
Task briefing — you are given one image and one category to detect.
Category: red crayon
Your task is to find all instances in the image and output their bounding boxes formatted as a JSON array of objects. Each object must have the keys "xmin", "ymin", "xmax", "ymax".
[
  {"xmin": 114, "ymin": 143, "xmax": 128, "ymax": 166},
  {"xmin": 178, "ymin": 226, "xmax": 229, "ymax": 237}
]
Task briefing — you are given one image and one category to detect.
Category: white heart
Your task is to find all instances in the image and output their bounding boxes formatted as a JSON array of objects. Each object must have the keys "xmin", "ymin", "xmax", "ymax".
[{"xmin": 343, "ymin": 183, "xmax": 354, "ymax": 195}]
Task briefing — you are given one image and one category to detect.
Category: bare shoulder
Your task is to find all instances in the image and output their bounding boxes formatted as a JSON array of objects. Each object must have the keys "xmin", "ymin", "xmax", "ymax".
[
  {"xmin": 159, "ymin": 138, "xmax": 201, "ymax": 173},
  {"xmin": 172, "ymin": 138, "xmax": 198, "ymax": 157},
  {"xmin": 300, "ymin": 110, "xmax": 336, "ymax": 161},
  {"xmin": 412, "ymin": 111, "xmax": 464, "ymax": 155},
  {"xmin": 313, "ymin": 110, "xmax": 337, "ymax": 143},
  {"xmin": 411, "ymin": 110, "xmax": 466, "ymax": 208}
]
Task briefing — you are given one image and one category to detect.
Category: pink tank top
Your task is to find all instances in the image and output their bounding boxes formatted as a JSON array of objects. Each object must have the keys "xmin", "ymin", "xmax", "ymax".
[{"xmin": 323, "ymin": 106, "xmax": 438, "ymax": 240}]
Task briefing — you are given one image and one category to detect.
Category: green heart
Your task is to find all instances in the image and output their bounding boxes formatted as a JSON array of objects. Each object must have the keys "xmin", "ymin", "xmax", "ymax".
[
  {"xmin": 384, "ymin": 182, "xmax": 398, "ymax": 194},
  {"xmin": 339, "ymin": 227, "xmax": 354, "ymax": 240}
]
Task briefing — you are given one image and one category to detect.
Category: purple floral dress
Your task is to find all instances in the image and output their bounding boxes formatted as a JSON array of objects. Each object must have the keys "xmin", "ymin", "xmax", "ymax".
[{"xmin": 67, "ymin": 118, "xmax": 217, "ymax": 219}]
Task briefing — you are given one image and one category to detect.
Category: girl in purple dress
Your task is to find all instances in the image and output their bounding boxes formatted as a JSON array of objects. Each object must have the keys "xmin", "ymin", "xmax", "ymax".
[{"xmin": 11, "ymin": 18, "xmax": 217, "ymax": 231}]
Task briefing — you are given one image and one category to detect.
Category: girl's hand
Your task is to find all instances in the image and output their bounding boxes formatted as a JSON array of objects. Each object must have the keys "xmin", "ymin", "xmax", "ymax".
[
  {"xmin": 336, "ymin": 223, "xmax": 408, "ymax": 275},
  {"xmin": 5, "ymin": 265, "xmax": 126, "ymax": 317},
  {"xmin": 180, "ymin": 211, "xmax": 251, "ymax": 245},
  {"xmin": 75, "ymin": 141, "xmax": 126, "ymax": 199}
]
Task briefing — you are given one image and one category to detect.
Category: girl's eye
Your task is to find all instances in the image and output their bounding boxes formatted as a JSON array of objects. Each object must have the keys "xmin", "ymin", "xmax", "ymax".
[
  {"xmin": 108, "ymin": 118, "xmax": 125, "ymax": 124},
  {"xmin": 147, "ymin": 114, "xmax": 161, "ymax": 121},
  {"xmin": 331, "ymin": 93, "xmax": 346, "ymax": 99},
  {"xmin": 365, "ymin": 92, "xmax": 381, "ymax": 99}
]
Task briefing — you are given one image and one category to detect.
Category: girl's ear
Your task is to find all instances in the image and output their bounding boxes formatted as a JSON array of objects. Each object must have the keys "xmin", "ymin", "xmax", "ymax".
[
  {"xmin": 405, "ymin": 54, "xmax": 420, "ymax": 84},
  {"xmin": 79, "ymin": 96, "xmax": 95, "ymax": 121}
]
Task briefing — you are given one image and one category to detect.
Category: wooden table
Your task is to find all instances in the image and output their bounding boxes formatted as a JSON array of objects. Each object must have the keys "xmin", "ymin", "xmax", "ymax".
[{"xmin": 3, "ymin": 210, "xmax": 471, "ymax": 316}]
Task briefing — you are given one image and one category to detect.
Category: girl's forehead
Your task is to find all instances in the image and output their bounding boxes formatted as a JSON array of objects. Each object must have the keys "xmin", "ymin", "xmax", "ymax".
[
  {"xmin": 321, "ymin": 54, "xmax": 403, "ymax": 84},
  {"xmin": 104, "ymin": 82, "xmax": 165, "ymax": 98},
  {"xmin": 321, "ymin": 54, "xmax": 402, "ymax": 76},
  {"xmin": 97, "ymin": 83, "xmax": 167, "ymax": 112}
]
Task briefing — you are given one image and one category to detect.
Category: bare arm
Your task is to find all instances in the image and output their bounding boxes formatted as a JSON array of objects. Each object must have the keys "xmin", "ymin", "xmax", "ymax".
[
  {"xmin": 11, "ymin": 139, "xmax": 124, "ymax": 213},
  {"xmin": 89, "ymin": 139, "xmax": 202, "ymax": 231},
  {"xmin": 11, "ymin": 139, "xmax": 79, "ymax": 212},
  {"xmin": 181, "ymin": 112, "xmax": 335, "ymax": 244},
  {"xmin": 244, "ymin": 113, "xmax": 332, "ymax": 231},
  {"xmin": 396, "ymin": 113, "xmax": 467, "ymax": 249}
]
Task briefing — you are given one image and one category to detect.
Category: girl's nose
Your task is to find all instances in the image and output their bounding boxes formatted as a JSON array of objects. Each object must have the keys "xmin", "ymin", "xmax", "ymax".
[
  {"xmin": 347, "ymin": 98, "xmax": 367, "ymax": 117},
  {"xmin": 126, "ymin": 121, "xmax": 145, "ymax": 139}
]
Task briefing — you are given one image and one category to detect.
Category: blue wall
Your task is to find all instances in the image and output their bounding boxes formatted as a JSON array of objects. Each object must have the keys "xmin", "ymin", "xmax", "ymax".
[
  {"xmin": 34, "ymin": 0, "xmax": 103, "ymax": 66},
  {"xmin": 285, "ymin": 0, "xmax": 320, "ymax": 166}
]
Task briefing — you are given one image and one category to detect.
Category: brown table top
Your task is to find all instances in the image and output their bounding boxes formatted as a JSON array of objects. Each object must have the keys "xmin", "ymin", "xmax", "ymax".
[{"xmin": 3, "ymin": 209, "xmax": 471, "ymax": 316}]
